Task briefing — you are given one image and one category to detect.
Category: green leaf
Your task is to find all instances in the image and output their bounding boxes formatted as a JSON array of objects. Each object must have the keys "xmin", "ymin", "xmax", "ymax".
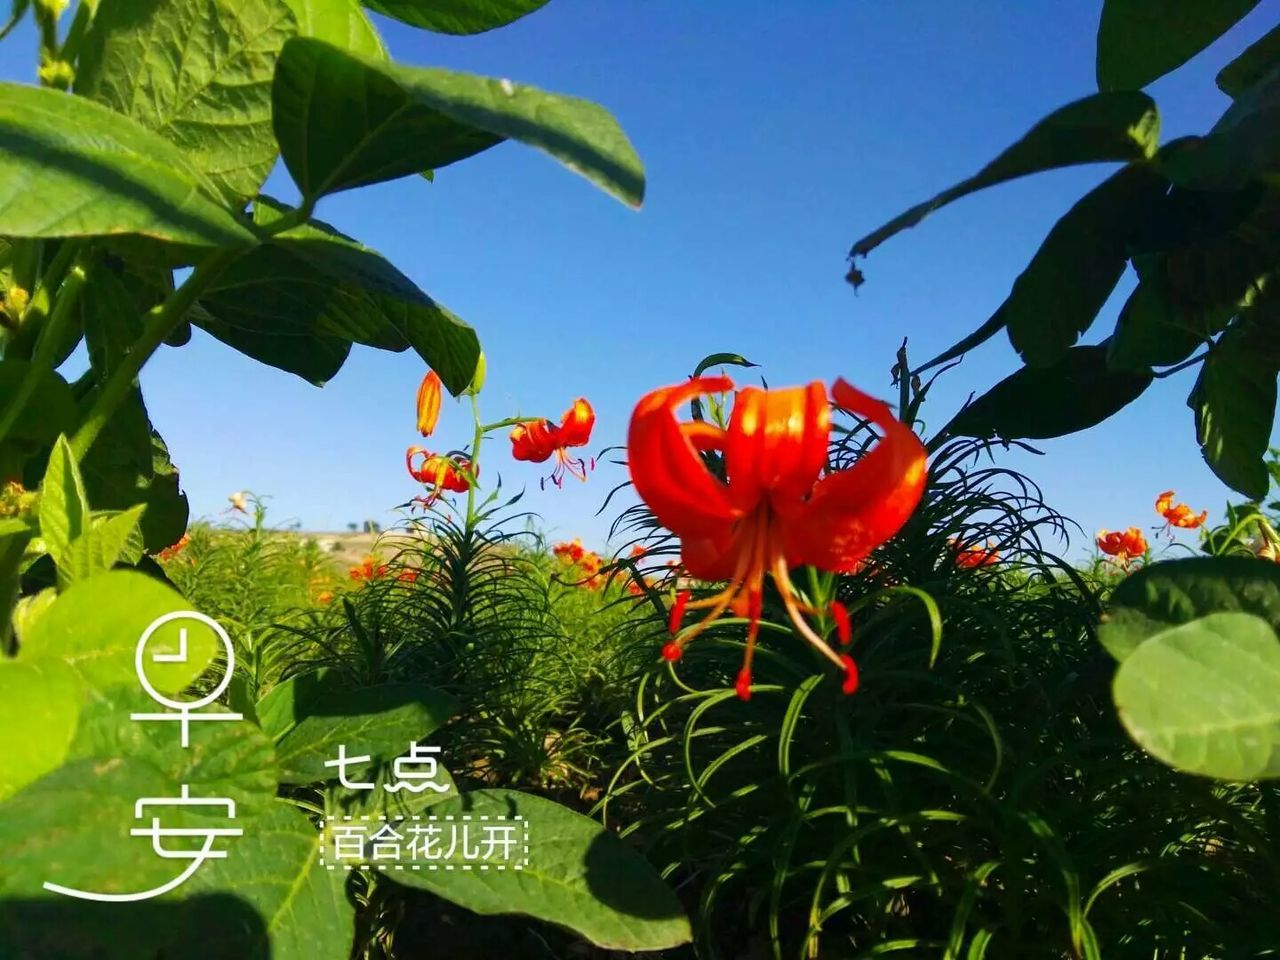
[
  {"xmin": 38, "ymin": 435, "xmax": 90, "ymax": 570},
  {"xmin": 363, "ymin": 0, "xmax": 546, "ymax": 34},
  {"xmin": 0, "ymin": 360, "xmax": 77, "ymax": 446},
  {"xmin": 391, "ymin": 789, "xmax": 691, "ymax": 951},
  {"xmin": 180, "ymin": 804, "xmax": 353, "ymax": 960},
  {"xmin": 76, "ymin": 0, "xmax": 297, "ymax": 206},
  {"xmin": 194, "ymin": 198, "xmax": 480, "ymax": 393},
  {"xmin": 1164, "ymin": 65, "xmax": 1280, "ymax": 190},
  {"xmin": 848, "ymin": 92, "xmax": 1160, "ymax": 258},
  {"xmin": 1099, "ymin": 556, "xmax": 1280, "ymax": 661},
  {"xmin": 1114, "ymin": 611, "xmax": 1280, "ymax": 779},
  {"xmin": 259, "ymin": 675, "xmax": 459, "ymax": 784},
  {"xmin": 946, "ymin": 344, "xmax": 1153, "ymax": 441},
  {"xmin": 18, "ymin": 570, "xmax": 220, "ymax": 694},
  {"xmin": 1107, "ymin": 268, "xmax": 1230, "ymax": 372},
  {"xmin": 190, "ymin": 302, "xmax": 353, "ymax": 385},
  {"xmin": 285, "ymin": 0, "xmax": 384, "ymax": 56},
  {"xmin": 0, "ymin": 82, "xmax": 256, "ymax": 246},
  {"xmin": 1097, "ymin": 0, "xmax": 1261, "ymax": 91},
  {"xmin": 1006, "ymin": 163, "xmax": 1167, "ymax": 366},
  {"xmin": 1190, "ymin": 315, "xmax": 1280, "ymax": 499},
  {"xmin": 0, "ymin": 659, "xmax": 83, "ymax": 802},
  {"xmin": 1218, "ymin": 24, "xmax": 1280, "ymax": 98},
  {"xmin": 60, "ymin": 505, "xmax": 147, "ymax": 586},
  {"xmin": 273, "ymin": 38, "xmax": 644, "ymax": 207}
]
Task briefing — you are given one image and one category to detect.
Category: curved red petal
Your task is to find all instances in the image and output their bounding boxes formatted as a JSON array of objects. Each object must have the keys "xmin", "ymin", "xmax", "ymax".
[
  {"xmin": 510, "ymin": 420, "xmax": 558, "ymax": 463},
  {"xmin": 628, "ymin": 377, "xmax": 739, "ymax": 539},
  {"xmin": 557, "ymin": 397, "xmax": 595, "ymax": 448},
  {"xmin": 723, "ymin": 381, "xmax": 829, "ymax": 510},
  {"xmin": 785, "ymin": 379, "xmax": 926, "ymax": 572}
]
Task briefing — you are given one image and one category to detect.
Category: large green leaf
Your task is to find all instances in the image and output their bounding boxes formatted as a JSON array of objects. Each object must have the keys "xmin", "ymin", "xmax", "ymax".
[
  {"xmin": 37, "ymin": 435, "xmax": 90, "ymax": 571},
  {"xmin": 1218, "ymin": 24, "xmax": 1280, "ymax": 98},
  {"xmin": 1107, "ymin": 268, "xmax": 1231, "ymax": 372},
  {"xmin": 1114, "ymin": 611, "xmax": 1280, "ymax": 780},
  {"xmin": 61, "ymin": 506, "xmax": 147, "ymax": 585},
  {"xmin": 0, "ymin": 659, "xmax": 83, "ymax": 802},
  {"xmin": 1190, "ymin": 316, "xmax": 1279, "ymax": 499},
  {"xmin": 363, "ymin": 0, "xmax": 546, "ymax": 34},
  {"xmin": 0, "ymin": 360, "xmax": 77, "ymax": 446},
  {"xmin": 284, "ymin": 0, "xmax": 384, "ymax": 58},
  {"xmin": 259, "ymin": 675, "xmax": 459, "ymax": 784},
  {"xmin": 390, "ymin": 789, "xmax": 691, "ymax": 951},
  {"xmin": 272, "ymin": 38, "xmax": 644, "ymax": 207},
  {"xmin": 1166, "ymin": 64, "xmax": 1280, "ymax": 191},
  {"xmin": 1098, "ymin": 556, "xmax": 1280, "ymax": 661},
  {"xmin": 18, "ymin": 570, "xmax": 220, "ymax": 693},
  {"xmin": 946, "ymin": 344, "xmax": 1152, "ymax": 441},
  {"xmin": 0, "ymin": 83, "xmax": 256, "ymax": 246},
  {"xmin": 1005, "ymin": 163, "xmax": 1167, "ymax": 366},
  {"xmin": 180, "ymin": 804, "xmax": 353, "ymax": 960},
  {"xmin": 1097, "ymin": 0, "xmax": 1261, "ymax": 91},
  {"xmin": 194, "ymin": 198, "xmax": 480, "ymax": 392},
  {"xmin": 848, "ymin": 92, "xmax": 1159, "ymax": 258},
  {"xmin": 76, "ymin": 0, "xmax": 297, "ymax": 206}
]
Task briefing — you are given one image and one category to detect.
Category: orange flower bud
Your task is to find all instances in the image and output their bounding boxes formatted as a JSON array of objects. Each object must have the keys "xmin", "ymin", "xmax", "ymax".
[{"xmin": 416, "ymin": 370, "xmax": 442, "ymax": 437}]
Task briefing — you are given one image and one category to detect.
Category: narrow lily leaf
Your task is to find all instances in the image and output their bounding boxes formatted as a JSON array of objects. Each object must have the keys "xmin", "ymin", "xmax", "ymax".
[{"xmin": 273, "ymin": 38, "xmax": 644, "ymax": 207}]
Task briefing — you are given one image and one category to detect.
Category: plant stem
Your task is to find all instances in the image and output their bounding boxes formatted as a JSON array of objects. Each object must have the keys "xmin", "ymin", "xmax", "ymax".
[
  {"xmin": 478, "ymin": 415, "xmax": 542, "ymax": 434},
  {"xmin": 466, "ymin": 391, "xmax": 485, "ymax": 529},
  {"xmin": 10, "ymin": 239, "xmax": 80, "ymax": 358},
  {"xmin": 69, "ymin": 246, "xmax": 240, "ymax": 461}
]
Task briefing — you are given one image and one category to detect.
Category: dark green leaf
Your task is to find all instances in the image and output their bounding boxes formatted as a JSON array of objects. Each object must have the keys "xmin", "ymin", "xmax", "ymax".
[
  {"xmin": 1097, "ymin": 0, "xmax": 1260, "ymax": 91},
  {"xmin": 946, "ymin": 344, "xmax": 1152, "ymax": 441},
  {"xmin": 849, "ymin": 92, "xmax": 1159, "ymax": 258},
  {"xmin": 0, "ymin": 361, "xmax": 77, "ymax": 446},
  {"xmin": 0, "ymin": 82, "xmax": 256, "ymax": 246},
  {"xmin": 195, "ymin": 198, "xmax": 480, "ymax": 392},
  {"xmin": 1107, "ymin": 270, "xmax": 1220, "ymax": 371},
  {"xmin": 1190, "ymin": 314, "xmax": 1280, "ymax": 499},
  {"xmin": 391, "ymin": 789, "xmax": 692, "ymax": 951},
  {"xmin": 273, "ymin": 38, "xmax": 644, "ymax": 207},
  {"xmin": 190, "ymin": 302, "xmax": 352, "ymax": 385},
  {"xmin": 363, "ymin": 0, "xmax": 546, "ymax": 34},
  {"xmin": 1163, "ymin": 65, "xmax": 1280, "ymax": 190},
  {"xmin": 1006, "ymin": 163, "xmax": 1167, "ymax": 366},
  {"xmin": 1098, "ymin": 555, "xmax": 1280, "ymax": 661},
  {"xmin": 76, "ymin": 0, "xmax": 297, "ymax": 206},
  {"xmin": 1218, "ymin": 24, "xmax": 1280, "ymax": 98},
  {"xmin": 1113, "ymin": 611, "xmax": 1280, "ymax": 779}
]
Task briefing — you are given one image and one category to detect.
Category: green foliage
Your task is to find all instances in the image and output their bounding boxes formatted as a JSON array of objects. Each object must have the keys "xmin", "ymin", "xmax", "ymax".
[{"xmin": 1096, "ymin": 0, "xmax": 1261, "ymax": 91}]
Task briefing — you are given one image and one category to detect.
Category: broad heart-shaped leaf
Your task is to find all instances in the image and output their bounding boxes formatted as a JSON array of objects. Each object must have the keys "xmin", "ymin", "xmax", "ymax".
[
  {"xmin": 1005, "ymin": 163, "xmax": 1167, "ymax": 366},
  {"xmin": 1114, "ymin": 611, "xmax": 1280, "ymax": 780},
  {"xmin": 37, "ymin": 435, "xmax": 89, "ymax": 571},
  {"xmin": 848, "ymin": 92, "xmax": 1159, "ymax": 259},
  {"xmin": 1218, "ymin": 24, "xmax": 1280, "ymax": 98},
  {"xmin": 285, "ymin": 0, "xmax": 384, "ymax": 56},
  {"xmin": 390, "ymin": 789, "xmax": 691, "ymax": 951},
  {"xmin": 193, "ymin": 198, "xmax": 480, "ymax": 393},
  {"xmin": 945, "ymin": 344, "xmax": 1152, "ymax": 441},
  {"xmin": 75, "ymin": 0, "xmax": 297, "ymax": 207},
  {"xmin": 0, "ymin": 659, "xmax": 83, "ymax": 802},
  {"xmin": 0, "ymin": 83, "xmax": 256, "ymax": 246},
  {"xmin": 178, "ymin": 803, "xmax": 352, "ymax": 960},
  {"xmin": 1190, "ymin": 315, "xmax": 1280, "ymax": 499},
  {"xmin": 1097, "ymin": 0, "xmax": 1261, "ymax": 91},
  {"xmin": 18, "ymin": 570, "xmax": 220, "ymax": 694},
  {"xmin": 273, "ymin": 38, "xmax": 644, "ymax": 207},
  {"xmin": 1107, "ymin": 266, "xmax": 1235, "ymax": 373},
  {"xmin": 0, "ymin": 360, "xmax": 77, "ymax": 446},
  {"xmin": 259, "ymin": 674, "xmax": 459, "ymax": 783},
  {"xmin": 1098, "ymin": 556, "xmax": 1280, "ymax": 661},
  {"xmin": 363, "ymin": 0, "xmax": 546, "ymax": 34}
]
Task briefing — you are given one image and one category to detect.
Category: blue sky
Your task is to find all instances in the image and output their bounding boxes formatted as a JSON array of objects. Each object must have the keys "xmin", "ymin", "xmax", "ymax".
[{"xmin": 5, "ymin": 1, "xmax": 1278, "ymax": 553}]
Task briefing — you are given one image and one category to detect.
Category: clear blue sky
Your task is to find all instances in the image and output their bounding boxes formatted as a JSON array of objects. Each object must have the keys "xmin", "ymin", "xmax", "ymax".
[{"xmin": 5, "ymin": 2, "xmax": 1278, "ymax": 552}]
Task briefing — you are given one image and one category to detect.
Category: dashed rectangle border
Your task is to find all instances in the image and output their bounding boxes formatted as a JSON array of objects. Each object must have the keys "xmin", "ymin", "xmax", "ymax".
[{"xmin": 319, "ymin": 814, "xmax": 529, "ymax": 872}]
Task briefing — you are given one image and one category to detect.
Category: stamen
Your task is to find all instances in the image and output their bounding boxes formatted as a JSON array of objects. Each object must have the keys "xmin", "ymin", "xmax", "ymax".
[
  {"xmin": 830, "ymin": 600, "xmax": 852, "ymax": 646},
  {"xmin": 734, "ymin": 667, "xmax": 752, "ymax": 701},
  {"xmin": 773, "ymin": 553, "xmax": 846, "ymax": 671},
  {"xmin": 661, "ymin": 642, "xmax": 683, "ymax": 662},
  {"xmin": 669, "ymin": 590, "xmax": 691, "ymax": 634},
  {"xmin": 840, "ymin": 654, "xmax": 859, "ymax": 695}
]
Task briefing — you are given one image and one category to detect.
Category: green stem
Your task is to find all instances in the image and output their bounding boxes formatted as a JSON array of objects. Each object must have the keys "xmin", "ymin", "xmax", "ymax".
[
  {"xmin": 10, "ymin": 239, "xmax": 80, "ymax": 358},
  {"xmin": 69, "ymin": 246, "xmax": 241, "ymax": 461},
  {"xmin": 466, "ymin": 392, "xmax": 484, "ymax": 529},
  {"xmin": 0, "ymin": 254, "xmax": 90, "ymax": 447},
  {"xmin": 478, "ymin": 414, "xmax": 542, "ymax": 434}
]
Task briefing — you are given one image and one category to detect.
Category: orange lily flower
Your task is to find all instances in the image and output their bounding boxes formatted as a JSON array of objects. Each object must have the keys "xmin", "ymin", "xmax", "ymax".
[
  {"xmin": 406, "ymin": 446, "xmax": 473, "ymax": 505},
  {"xmin": 316, "ymin": 589, "xmax": 335, "ymax": 604},
  {"xmin": 416, "ymin": 370, "xmax": 443, "ymax": 437},
  {"xmin": 951, "ymin": 539, "xmax": 999, "ymax": 568},
  {"xmin": 349, "ymin": 555, "xmax": 388, "ymax": 582},
  {"xmin": 155, "ymin": 532, "xmax": 191, "ymax": 562},
  {"xmin": 1096, "ymin": 527, "xmax": 1147, "ymax": 565},
  {"xmin": 510, "ymin": 398, "xmax": 596, "ymax": 488},
  {"xmin": 552, "ymin": 538, "xmax": 587, "ymax": 564},
  {"xmin": 628, "ymin": 375, "xmax": 926, "ymax": 700},
  {"xmin": 1155, "ymin": 490, "xmax": 1207, "ymax": 530}
]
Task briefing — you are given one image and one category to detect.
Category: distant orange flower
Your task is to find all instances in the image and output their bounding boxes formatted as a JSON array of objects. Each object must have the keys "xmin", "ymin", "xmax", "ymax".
[
  {"xmin": 1155, "ymin": 490, "xmax": 1206, "ymax": 530},
  {"xmin": 553, "ymin": 538, "xmax": 586, "ymax": 563},
  {"xmin": 510, "ymin": 398, "xmax": 596, "ymax": 488},
  {"xmin": 416, "ymin": 370, "xmax": 443, "ymax": 437},
  {"xmin": 952, "ymin": 540, "xmax": 998, "ymax": 568},
  {"xmin": 397, "ymin": 569, "xmax": 419, "ymax": 583},
  {"xmin": 349, "ymin": 555, "xmax": 388, "ymax": 582},
  {"xmin": 316, "ymin": 590, "xmax": 335, "ymax": 604},
  {"xmin": 407, "ymin": 446, "xmax": 473, "ymax": 505},
  {"xmin": 156, "ymin": 533, "xmax": 190, "ymax": 562},
  {"xmin": 629, "ymin": 545, "xmax": 648, "ymax": 559},
  {"xmin": 1096, "ymin": 527, "xmax": 1147, "ymax": 565}
]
